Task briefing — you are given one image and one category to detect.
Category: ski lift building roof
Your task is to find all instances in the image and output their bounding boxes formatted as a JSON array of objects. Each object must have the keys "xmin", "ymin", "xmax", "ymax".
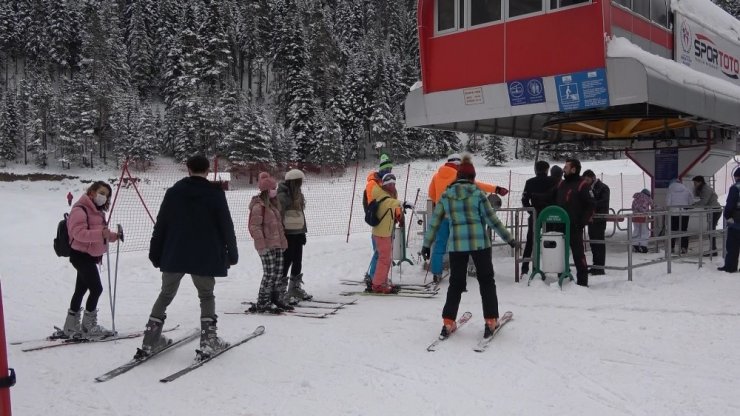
[{"xmin": 405, "ymin": 0, "xmax": 740, "ymax": 141}]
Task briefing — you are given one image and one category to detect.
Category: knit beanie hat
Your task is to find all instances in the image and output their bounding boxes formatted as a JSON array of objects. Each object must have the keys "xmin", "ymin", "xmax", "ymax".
[
  {"xmin": 285, "ymin": 169, "xmax": 305, "ymax": 181},
  {"xmin": 258, "ymin": 172, "xmax": 277, "ymax": 192},
  {"xmin": 447, "ymin": 153, "xmax": 462, "ymax": 165},
  {"xmin": 550, "ymin": 165, "xmax": 563, "ymax": 178},
  {"xmin": 457, "ymin": 161, "xmax": 476, "ymax": 180},
  {"xmin": 379, "ymin": 154, "xmax": 393, "ymax": 171},
  {"xmin": 641, "ymin": 188, "xmax": 651, "ymax": 197},
  {"xmin": 381, "ymin": 173, "xmax": 396, "ymax": 187}
]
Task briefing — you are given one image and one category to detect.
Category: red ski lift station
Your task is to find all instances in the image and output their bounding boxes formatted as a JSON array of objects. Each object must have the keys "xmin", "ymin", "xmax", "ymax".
[{"xmin": 405, "ymin": 0, "xmax": 740, "ymax": 200}]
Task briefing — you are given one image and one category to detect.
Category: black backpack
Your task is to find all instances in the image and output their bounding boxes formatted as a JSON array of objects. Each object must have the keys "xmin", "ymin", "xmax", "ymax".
[
  {"xmin": 364, "ymin": 196, "xmax": 390, "ymax": 226},
  {"xmin": 54, "ymin": 207, "xmax": 88, "ymax": 257}
]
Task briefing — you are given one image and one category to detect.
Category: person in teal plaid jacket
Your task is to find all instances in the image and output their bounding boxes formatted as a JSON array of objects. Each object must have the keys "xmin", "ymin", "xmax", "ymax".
[{"xmin": 421, "ymin": 157, "xmax": 517, "ymax": 339}]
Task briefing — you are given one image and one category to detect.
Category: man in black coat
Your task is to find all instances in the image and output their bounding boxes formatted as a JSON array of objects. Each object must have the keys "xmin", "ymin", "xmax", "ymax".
[
  {"xmin": 583, "ymin": 170, "xmax": 610, "ymax": 275},
  {"xmin": 556, "ymin": 158, "xmax": 595, "ymax": 287},
  {"xmin": 521, "ymin": 160, "xmax": 556, "ymax": 274},
  {"xmin": 138, "ymin": 155, "xmax": 239, "ymax": 358}
]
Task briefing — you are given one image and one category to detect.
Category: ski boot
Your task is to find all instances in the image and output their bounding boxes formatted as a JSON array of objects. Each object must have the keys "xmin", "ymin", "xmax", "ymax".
[
  {"xmin": 440, "ymin": 318, "xmax": 457, "ymax": 338},
  {"xmin": 198, "ymin": 317, "xmax": 230, "ymax": 359},
  {"xmin": 135, "ymin": 316, "xmax": 172, "ymax": 359},
  {"xmin": 287, "ymin": 274, "xmax": 313, "ymax": 301},
  {"xmin": 52, "ymin": 308, "xmax": 82, "ymax": 339},
  {"xmin": 483, "ymin": 318, "xmax": 498, "ymax": 339},
  {"xmin": 248, "ymin": 300, "xmax": 283, "ymax": 314},
  {"xmin": 81, "ymin": 309, "xmax": 116, "ymax": 339},
  {"xmin": 271, "ymin": 291, "xmax": 294, "ymax": 311}
]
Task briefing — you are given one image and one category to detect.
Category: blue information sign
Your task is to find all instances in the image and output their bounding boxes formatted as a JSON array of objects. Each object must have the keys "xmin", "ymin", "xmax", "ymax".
[
  {"xmin": 507, "ymin": 77, "xmax": 545, "ymax": 106},
  {"xmin": 655, "ymin": 148, "xmax": 678, "ymax": 189},
  {"xmin": 554, "ymin": 68, "xmax": 609, "ymax": 112}
]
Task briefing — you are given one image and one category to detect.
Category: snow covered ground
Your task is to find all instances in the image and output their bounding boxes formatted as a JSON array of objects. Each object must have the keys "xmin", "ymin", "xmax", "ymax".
[{"xmin": 2, "ymin": 159, "xmax": 740, "ymax": 415}]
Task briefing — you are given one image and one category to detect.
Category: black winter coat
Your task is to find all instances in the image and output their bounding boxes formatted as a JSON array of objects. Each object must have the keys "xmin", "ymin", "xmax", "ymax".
[
  {"xmin": 591, "ymin": 179, "xmax": 610, "ymax": 216},
  {"xmin": 522, "ymin": 173, "xmax": 557, "ymax": 214},
  {"xmin": 556, "ymin": 174, "xmax": 596, "ymax": 227},
  {"xmin": 149, "ymin": 176, "xmax": 238, "ymax": 277}
]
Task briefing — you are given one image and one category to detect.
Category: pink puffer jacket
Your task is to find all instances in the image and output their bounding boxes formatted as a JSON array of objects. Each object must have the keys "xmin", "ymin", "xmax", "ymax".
[
  {"xmin": 248, "ymin": 196, "xmax": 288, "ymax": 253},
  {"xmin": 67, "ymin": 194, "xmax": 108, "ymax": 257}
]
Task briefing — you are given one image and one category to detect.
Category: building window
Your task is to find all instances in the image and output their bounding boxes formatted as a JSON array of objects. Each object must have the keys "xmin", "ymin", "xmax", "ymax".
[
  {"xmin": 613, "ymin": 0, "xmax": 631, "ymax": 7},
  {"xmin": 437, "ymin": 0, "xmax": 457, "ymax": 32},
  {"xmin": 551, "ymin": 0, "xmax": 590, "ymax": 8},
  {"xmin": 633, "ymin": 0, "xmax": 650, "ymax": 19},
  {"xmin": 471, "ymin": 0, "xmax": 502, "ymax": 26},
  {"xmin": 650, "ymin": 0, "xmax": 669, "ymax": 27},
  {"xmin": 509, "ymin": 0, "xmax": 543, "ymax": 18}
]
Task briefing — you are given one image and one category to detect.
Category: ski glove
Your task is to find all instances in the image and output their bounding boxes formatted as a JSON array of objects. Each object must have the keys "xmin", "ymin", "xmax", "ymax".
[
  {"xmin": 496, "ymin": 187, "xmax": 509, "ymax": 197},
  {"xmin": 508, "ymin": 239, "xmax": 519, "ymax": 249},
  {"xmin": 300, "ymin": 234, "xmax": 307, "ymax": 245},
  {"xmin": 403, "ymin": 201, "xmax": 414, "ymax": 211},
  {"xmin": 421, "ymin": 246, "xmax": 431, "ymax": 260}
]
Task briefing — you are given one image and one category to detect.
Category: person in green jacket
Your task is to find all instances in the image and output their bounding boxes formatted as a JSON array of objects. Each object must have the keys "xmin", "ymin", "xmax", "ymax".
[{"xmin": 421, "ymin": 158, "xmax": 517, "ymax": 339}]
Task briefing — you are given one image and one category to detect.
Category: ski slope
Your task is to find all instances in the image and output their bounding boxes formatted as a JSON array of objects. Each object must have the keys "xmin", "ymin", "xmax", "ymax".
[{"xmin": 2, "ymin": 159, "xmax": 740, "ymax": 415}]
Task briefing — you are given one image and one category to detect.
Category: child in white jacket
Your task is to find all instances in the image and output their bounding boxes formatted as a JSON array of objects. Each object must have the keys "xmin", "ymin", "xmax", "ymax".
[{"xmin": 666, "ymin": 179, "xmax": 693, "ymax": 254}]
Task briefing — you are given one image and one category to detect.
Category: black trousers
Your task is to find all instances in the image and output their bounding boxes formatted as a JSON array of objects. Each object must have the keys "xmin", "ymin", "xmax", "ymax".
[
  {"xmin": 588, "ymin": 220, "xmax": 607, "ymax": 267},
  {"xmin": 282, "ymin": 233, "xmax": 305, "ymax": 277},
  {"xmin": 442, "ymin": 248, "xmax": 499, "ymax": 320},
  {"xmin": 522, "ymin": 215, "xmax": 534, "ymax": 271},
  {"xmin": 724, "ymin": 228, "xmax": 740, "ymax": 272},
  {"xmin": 571, "ymin": 225, "xmax": 589, "ymax": 287},
  {"xmin": 69, "ymin": 249, "xmax": 103, "ymax": 311},
  {"xmin": 670, "ymin": 215, "xmax": 689, "ymax": 250}
]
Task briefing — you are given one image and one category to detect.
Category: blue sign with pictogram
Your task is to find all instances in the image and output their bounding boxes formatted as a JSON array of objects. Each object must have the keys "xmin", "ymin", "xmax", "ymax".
[
  {"xmin": 554, "ymin": 68, "xmax": 609, "ymax": 112},
  {"xmin": 655, "ymin": 148, "xmax": 678, "ymax": 189},
  {"xmin": 507, "ymin": 77, "xmax": 545, "ymax": 106}
]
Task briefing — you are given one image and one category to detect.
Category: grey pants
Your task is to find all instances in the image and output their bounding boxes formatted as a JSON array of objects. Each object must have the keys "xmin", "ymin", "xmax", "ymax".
[{"xmin": 150, "ymin": 272, "xmax": 216, "ymax": 320}]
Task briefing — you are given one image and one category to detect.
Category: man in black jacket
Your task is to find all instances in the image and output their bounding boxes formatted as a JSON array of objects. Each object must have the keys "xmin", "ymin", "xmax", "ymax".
[
  {"xmin": 583, "ymin": 170, "xmax": 610, "ymax": 275},
  {"xmin": 521, "ymin": 160, "xmax": 556, "ymax": 275},
  {"xmin": 556, "ymin": 158, "xmax": 595, "ymax": 287},
  {"xmin": 139, "ymin": 155, "xmax": 239, "ymax": 358}
]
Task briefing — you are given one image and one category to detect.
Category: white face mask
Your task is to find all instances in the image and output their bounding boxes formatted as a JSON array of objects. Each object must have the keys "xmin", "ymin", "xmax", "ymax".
[
  {"xmin": 93, "ymin": 193, "xmax": 108, "ymax": 207},
  {"xmin": 268, "ymin": 189, "xmax": 277, "ymax": 198}
]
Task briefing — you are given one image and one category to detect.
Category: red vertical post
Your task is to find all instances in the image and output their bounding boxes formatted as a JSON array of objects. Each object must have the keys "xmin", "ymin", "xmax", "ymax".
[
  {"xmin": 402, "ymin": 164, "xmax": 411, "ymax": 203},
  {"xmin": 0, "ymin": 281, "xmax": 13, "ymax": 416}
]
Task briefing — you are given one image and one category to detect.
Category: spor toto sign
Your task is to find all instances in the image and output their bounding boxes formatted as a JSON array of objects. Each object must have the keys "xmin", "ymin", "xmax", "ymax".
[{"xmin": 676, "ymin": 13, "xmax": 740, "ymax": 85}]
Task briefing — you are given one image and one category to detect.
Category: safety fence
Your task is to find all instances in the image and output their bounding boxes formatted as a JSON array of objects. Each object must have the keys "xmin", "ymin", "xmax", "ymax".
[{"xmin": 106, "ymin": 158, "xmax": 739, "ymax": 254}]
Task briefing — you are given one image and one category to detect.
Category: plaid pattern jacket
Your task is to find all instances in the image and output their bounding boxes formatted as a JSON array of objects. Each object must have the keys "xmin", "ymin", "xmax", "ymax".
[{"xmin": 423, "ymin": 180, "xmax": 513, "ymax": 252}]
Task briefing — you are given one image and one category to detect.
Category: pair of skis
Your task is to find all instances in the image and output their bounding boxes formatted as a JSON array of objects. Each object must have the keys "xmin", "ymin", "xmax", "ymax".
[
  {"xmin": 16, "ymin": 325, "xmax": 181, "ymax": 352},
  {"xmin": 95, "ymin": 325, "xmax": 266, "ymax": 383},
  {"xmin": 426, "ymin": 311, "xmax": 513, "ymax": 352},
  {"xmin": 232, "ymin": 299, "xmax": 358, "ymax": 319}
]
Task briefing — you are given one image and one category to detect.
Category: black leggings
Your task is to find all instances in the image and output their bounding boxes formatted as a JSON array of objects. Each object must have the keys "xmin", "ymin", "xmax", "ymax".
[
  {"xmin": 69, "ymin": 250, "xmax": 103, "ymax": 312},
  {"xmin": 282, "ymin": 234, "xmax": 305, "ymax": 277}
]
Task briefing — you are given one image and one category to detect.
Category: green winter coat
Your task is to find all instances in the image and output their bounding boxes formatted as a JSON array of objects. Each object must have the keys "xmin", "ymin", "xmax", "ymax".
[{"xmin": 423, "ymin": 180, "xmax": 513, "ymax": 252}]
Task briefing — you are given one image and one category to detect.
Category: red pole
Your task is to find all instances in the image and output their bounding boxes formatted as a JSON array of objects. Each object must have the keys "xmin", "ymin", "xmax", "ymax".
[
  {"xmin": 346, "ymin": 161, "xmax": 360, "ymax": 243},
  {"xmin": 107, "ymin": 158, "xmax": 129, "ymax": 222},
  {"xmin": 0, "ymin": 281, "xmax": 14, "ymax": 415}
]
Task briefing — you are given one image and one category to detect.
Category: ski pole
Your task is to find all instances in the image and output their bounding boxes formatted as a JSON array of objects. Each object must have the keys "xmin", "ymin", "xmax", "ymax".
[
  {"xmin": 105, "ymin": 242, "xmax": 114, "ymax": 333},
  {"xmin": 112, "ymin": 224, "xmax": 124, "ymax": 334}
]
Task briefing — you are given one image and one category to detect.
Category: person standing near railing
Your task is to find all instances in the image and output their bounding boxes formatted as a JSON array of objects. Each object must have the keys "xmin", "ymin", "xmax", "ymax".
[
  {"xmin": 583, "ymin": 170, "xmax": 610, "ymax": 275},
  {"xmin": 666, "ymin": 178, "xmax": 693, "ymax": 255},
  {"xmin": 691, "ymin": 176, "xmax": 721, "ymax": 255},
  {"xmin": 520, "ymin": 160, "xmax": 555, "ymax": 275},
  {"xmin": 555, "ymin": 158, "xmax": 594, "ymax": 287},
  {"xmin": 362, "ymin": 154, "xmax": 394, "ymax": 290},
  {"xmin": 631, "ymin": 189, "xmax": 653, "ymax": 253},
  {"xmin": 718, "ymin": 168, "xmax": 740, "ymax": 273}
]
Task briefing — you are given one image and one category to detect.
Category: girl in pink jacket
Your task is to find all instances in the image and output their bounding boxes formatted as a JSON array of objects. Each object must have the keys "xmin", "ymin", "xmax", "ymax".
[
  {"xmin": 248, "ymin": 172, "xmax": 290, "ymax": 313},
  {"xmin": 57, "ymin": 181, "xmax": 119, "ymax": 339}
]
